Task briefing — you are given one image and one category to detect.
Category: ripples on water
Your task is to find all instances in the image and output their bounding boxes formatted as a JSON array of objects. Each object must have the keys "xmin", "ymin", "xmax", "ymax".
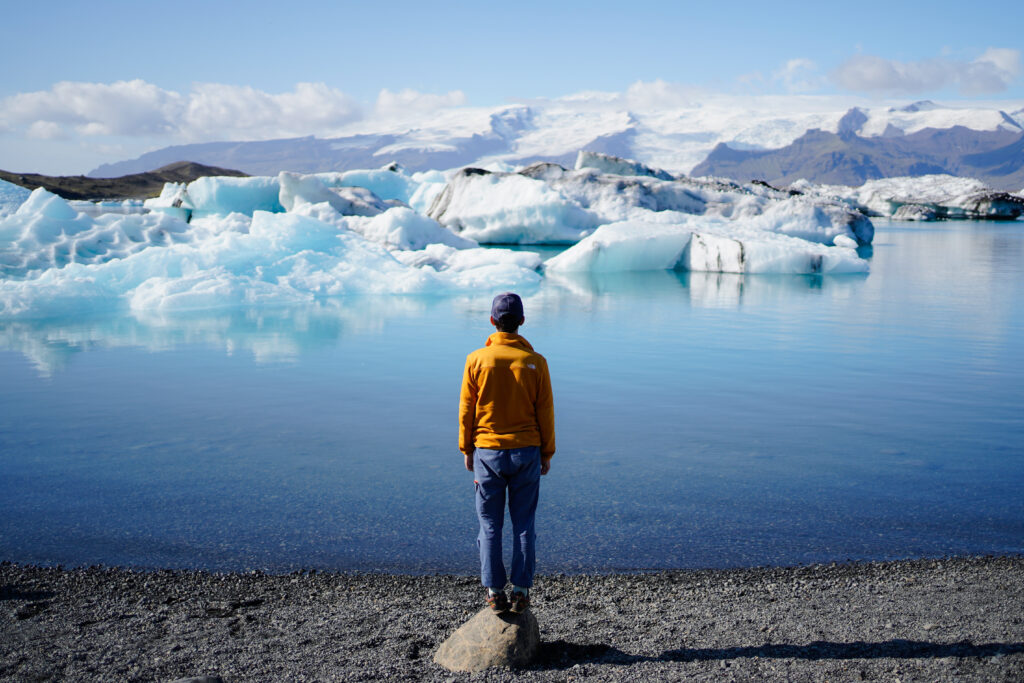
[{"xmin": 1, "ymin": 220, "xmax": 1022, "ymax": 572}]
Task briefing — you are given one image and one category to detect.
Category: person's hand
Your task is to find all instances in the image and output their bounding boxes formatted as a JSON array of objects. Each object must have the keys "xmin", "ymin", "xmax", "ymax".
[
  {"xmin": 464, "ymin": 453, "xmax": 474, "ymax": 472},
  {"xmin": 540, "ymin": 456, "xmax": 552, "ymax": 475}
]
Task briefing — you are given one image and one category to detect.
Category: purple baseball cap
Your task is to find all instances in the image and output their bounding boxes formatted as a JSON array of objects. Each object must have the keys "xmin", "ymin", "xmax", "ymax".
[{"xmin": 491, "ymin": 292, "xmax": 524, "ymax": 321}]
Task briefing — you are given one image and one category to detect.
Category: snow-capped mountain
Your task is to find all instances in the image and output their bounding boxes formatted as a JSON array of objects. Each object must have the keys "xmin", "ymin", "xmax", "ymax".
[{"xmin": 89, "ymin": 97, "xmax": 1024, "ymax": 189}]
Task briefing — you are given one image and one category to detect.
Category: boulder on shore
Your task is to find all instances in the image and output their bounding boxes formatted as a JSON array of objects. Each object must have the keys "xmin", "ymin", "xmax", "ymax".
[{"xmin": 433, "ymin": 607, "xmax": 540, "ymax": 672}]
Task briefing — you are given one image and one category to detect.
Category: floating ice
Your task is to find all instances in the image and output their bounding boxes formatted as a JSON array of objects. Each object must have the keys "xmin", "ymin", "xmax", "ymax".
[
  {"xmin": 278, "ymin": 172, "xmax": 393, "ymax": 216},
  {"xmin": 346, "ymin": 207, "xmax": 476, "ymax": 251},
  {"xmin": 544, "ymin": 217, "xmax": 868, "ymax": 275},
  {"xmin": 143, "ymin": 182, "xmax": 194, "ymax": 222},
  {"xmin": 0, "ymin": 200, "xmax": 540, "ymax": 318},
  {"xmin": 1, "ymin": 188, "xmax": 192, "ymax": 278},
  {"xmin": 2, "ymin": 157, "xmax": 875, "ymax": 319},
  {"xmin": 0, "ymin": 179, "xmax": 33, "ymax": 217},
  {"xmin": 516, "ymin": 159, "xmax": 873, "ymax": 245},
  {"xmin": 575, "ymin": 151, "xmax": 675, "ymax": 180},
  {"xmin": 335, "ymin": 165, "xmax": 418, "ymax": 204},
  {"xmin": 427, "ymin": 168, "xmax": 600, "ymax": 244},
  {"xmin": 792, "ymin": 175, "xmax": 1024, "ymax": 221},
  {"xmin": 185, "ymin": 175, "xmax": 284, "ymax": 216}
]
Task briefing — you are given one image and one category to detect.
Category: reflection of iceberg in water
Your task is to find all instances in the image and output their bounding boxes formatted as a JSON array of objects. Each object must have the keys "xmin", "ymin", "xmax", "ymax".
[
  {"xmin": 0, "ymin": 296, "xmax": 463, "ymax": 376},
  {"xmin": 681, "ymin": 271, "xmax": 868, "ymax": 309},
  {"xmin": 685, "ymin": 271, "xmax": 747, "ymax": 309},
  {"xmin": 1, "ymin": 267, "xmax": 870, "ymax": 374},
  {"xmin": 543, "ymin": 268, "xmax": 867, "ymax": 311}
]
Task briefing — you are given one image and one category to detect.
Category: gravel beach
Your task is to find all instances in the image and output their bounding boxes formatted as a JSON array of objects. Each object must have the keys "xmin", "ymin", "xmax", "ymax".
[{"xmin": 2, "ymin": 556, "xmax": 1022, "ymax": 681}]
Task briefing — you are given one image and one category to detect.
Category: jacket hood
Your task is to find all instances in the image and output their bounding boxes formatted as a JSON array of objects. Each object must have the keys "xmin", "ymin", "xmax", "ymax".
[{"xmin": 485, "ymin": 332, "xmax": 534, "ymax": 351}]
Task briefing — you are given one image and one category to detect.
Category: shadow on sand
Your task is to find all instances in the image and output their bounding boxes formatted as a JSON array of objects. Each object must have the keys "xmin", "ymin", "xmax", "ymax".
[{"xmin": 536, "ymin": 638, "xmax": 1024, "ymax": 670}]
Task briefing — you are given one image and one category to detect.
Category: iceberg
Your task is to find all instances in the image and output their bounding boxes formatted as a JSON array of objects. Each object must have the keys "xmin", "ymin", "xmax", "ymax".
[
  {"xmin": 0, "ymin": 198, "xmax": 540, "ymax": 319},
  {"xmin": 277, "ymin": 171, "xmax": 396, "ymax": 216},
  {"xmin": 575, "ymin": 151, "xmax": 675, "ymax": 181},
  {"xmin": 335, "ymin": 163, "xmax": 418, "ymax": 204},
  {"xmin": 1, "ymin": 156, "xmax": 873, "ymax": 319},
  {"xmin": 346, "ymin": 207, "xmax": 476, "ymax": 251},
  {"xmin": 1, "ymin": 188, "xmax": 191, "ymax": 278},
  {"xmin": 427, "ymin": 168, "xmax": 600, "ymax": 244},
  {"xmin": 544, "ymin": 217, "xmax": 867, "ymax": 275},
  {"xmin": 791, "ymin": 175, "xmax": 1024, "ymax": 221},
  {"xmin": 518, "ymin": 160, "xmax": 873, "ymax": 245},
  {"xmin": 0, "ymin": 179, "xmax": 32, "ymax": 218},
  {"xmin": 185, "ymin": 175, "xmax": 284, "ymax": 216}
]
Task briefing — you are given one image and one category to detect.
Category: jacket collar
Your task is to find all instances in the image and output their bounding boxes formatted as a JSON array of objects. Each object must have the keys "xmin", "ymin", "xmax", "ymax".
[{"xmin": 485, "ymin": 331, "xmax": 534, "ymax": 351}]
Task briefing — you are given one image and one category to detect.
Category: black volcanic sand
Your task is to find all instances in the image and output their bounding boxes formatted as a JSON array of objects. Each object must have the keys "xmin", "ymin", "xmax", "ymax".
[{"xmin": 2, "ymin": 557, "xmax": 1022, "ymax": 681}]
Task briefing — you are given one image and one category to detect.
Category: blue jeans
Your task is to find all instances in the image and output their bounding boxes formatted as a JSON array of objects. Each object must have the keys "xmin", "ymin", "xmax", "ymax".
[{"xmin": 473, "ymin": 446, "xmax": 541, "ymax": 589}]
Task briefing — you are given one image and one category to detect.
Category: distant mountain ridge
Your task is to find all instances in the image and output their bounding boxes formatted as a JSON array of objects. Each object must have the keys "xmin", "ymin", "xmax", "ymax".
[
  {"xmin": 87, "ymin": 101, "xmax": 1024, "ymax": 189},
  {"xmin": 692, "ymin": 124, "xmax": 1024, "ymax": 191},
  {"xmin": 1, "ymin": 162, "xmax": 247, "ymax": 200}
]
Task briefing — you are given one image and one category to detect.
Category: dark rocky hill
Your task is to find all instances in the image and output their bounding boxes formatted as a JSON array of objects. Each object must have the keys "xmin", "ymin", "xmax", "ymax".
[
  {"xmin": 0, "ymin": 161, "xmax": 248, "ymax": 201},
  {"xmin": 692, "ymin": 125, "xmax": 1024, "ymax": 190}
]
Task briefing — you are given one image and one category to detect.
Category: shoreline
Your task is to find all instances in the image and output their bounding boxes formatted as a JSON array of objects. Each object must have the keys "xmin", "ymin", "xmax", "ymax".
[{"xmin": 3, "ymin": 555, "xmax": 1023, "ymax": 681}]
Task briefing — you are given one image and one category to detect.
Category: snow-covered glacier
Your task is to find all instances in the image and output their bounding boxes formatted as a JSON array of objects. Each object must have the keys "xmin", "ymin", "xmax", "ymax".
[{"xmin": 0, "ymin": 155, "xmax": 873, "ymax": 318}]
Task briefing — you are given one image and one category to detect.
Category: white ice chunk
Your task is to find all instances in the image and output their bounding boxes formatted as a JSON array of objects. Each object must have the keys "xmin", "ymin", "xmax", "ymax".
[
  {"xmin": 337, "ymin": 166, "xmax": 417, "ymax": 203},
  {"xmin": 0, "ymin": 179, "xmax": 32, "ymax": 218},
  {"xmin": 427, "ymin": 170, "xmax": 599, "ymax": 244},
  {"xmin": 545, "ymin": 217, "xmax": 868, "ymax": 275},
  {"xmin": 0, "ymin": 203, "xmax": 540, "ymax": 318},
  {"xmin": 186, "ymin": 176, "xmax": 283, "ymax": 216},
  {"xmin": 794, "ymin": 175, "xmax": 1024, "ymax": 221},
  {"xmin": 143, "ymin": 182, "xmax": 194, "ymax": 222},
  {"xmin": 574, "ymin": 151, "xmax": 675, "ymax": 180},
  {"xmin": 15, "ymin": 187, "xmax": 78, "ymax": 221},
  {"xmin": 348, "ymin": 207, "xmax": 476, "ymax": 250},
  {"xmin": 278, "ymin": 172, "xmax": 389, "ymax": 216},
  {"xmin": 408, "ymin": 170, "xmax": 449, "ymax": 214},
  {"xmin": 542, "ymin": 221, "xmax": 692, "ymax": 273},
  {"xmin": 392, "ymin": 243, "xmax": 541, "ymax": 290}
]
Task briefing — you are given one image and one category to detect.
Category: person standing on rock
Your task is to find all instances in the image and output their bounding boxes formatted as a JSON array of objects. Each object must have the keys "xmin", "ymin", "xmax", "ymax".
[{"xmin": 459, "ymin": 292, "xmax": 555, "ymax": 614}]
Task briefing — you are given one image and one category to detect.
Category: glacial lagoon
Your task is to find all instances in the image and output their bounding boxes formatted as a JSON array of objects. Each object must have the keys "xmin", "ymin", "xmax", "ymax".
[{"xmin": 1, "ymin": 219, "xmax": 1022, "ymax": 573}]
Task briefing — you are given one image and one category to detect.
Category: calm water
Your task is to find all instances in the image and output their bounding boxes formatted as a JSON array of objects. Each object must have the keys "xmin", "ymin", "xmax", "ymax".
[{"xmin": 1, "ymin": 219, "xmax": 1023, "ymax": 573}]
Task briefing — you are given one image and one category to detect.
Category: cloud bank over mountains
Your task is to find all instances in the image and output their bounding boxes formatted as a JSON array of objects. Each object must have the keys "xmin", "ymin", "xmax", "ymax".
[
  {"xmin": 0, "ymin": 46, "xmax": 1020, "ymax": 175},
  {"xmin": 832, "ymin": 48, "xmax": 1021, "ymax": 96}
]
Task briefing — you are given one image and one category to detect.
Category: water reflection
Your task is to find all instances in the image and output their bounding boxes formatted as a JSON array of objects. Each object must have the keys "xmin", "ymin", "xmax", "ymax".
[
  {"xmin": 2, "ymin": 269, "xmax": 873, "ymax": 376},
  {"xmin": 1, "ymin": 221, "xmax": 1023, "ymax": 571}
]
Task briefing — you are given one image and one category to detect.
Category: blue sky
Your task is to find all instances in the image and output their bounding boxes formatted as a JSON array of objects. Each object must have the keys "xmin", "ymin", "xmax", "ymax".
[{"xmin": 2, "ymin": 0, "xmax": 1022, "ymax": 173}]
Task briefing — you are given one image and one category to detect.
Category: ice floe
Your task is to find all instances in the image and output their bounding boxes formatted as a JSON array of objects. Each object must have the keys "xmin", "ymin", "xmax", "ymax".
[
  {"xmin": 1, "ymin": 179, "xmax": 33, "ymax": 218},
  {"xmin": 544, "ymin": 217, "xmax": 867, "ymax": 275},
  {"xmin": 792, "ymin": 175, "xmax": 1024, "ymax": 221},
  {"xmin": 1, "ymin": 154, "xmax": 880, "ymax": 318}
]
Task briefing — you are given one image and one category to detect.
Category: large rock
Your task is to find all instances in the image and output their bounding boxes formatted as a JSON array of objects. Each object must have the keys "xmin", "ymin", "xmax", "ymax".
[{"xmin": 433, "ymin": 607, "xmax": 540, "ymax": 672}]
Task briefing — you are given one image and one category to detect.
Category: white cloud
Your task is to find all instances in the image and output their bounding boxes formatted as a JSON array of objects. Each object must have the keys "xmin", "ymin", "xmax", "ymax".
[
  {"xmin": 181, "ymin": 82, "xmax": 362, "ymax": 140},
  {"xmin": 26, "ymin": 121, "xmax": 66, "ymax": 140},
  {"xmin": 772, "ymin": 59, "xmax": 825, "ymax": 94},
  {"xmin": 3, "ymin": 80, "xmax": 182, "ymax": 136},
  {"xmin": 374, "ymin": 88, "xmax": 467, "ymax": 117},
  {"xmin": 0, "ymin": 80, "xmax": 363, "ymax": 143},
  {"xmin": 623, "ymin": 80, "xmax": 700, "ymax": 109},
  {"xmin": 832, "ymin": 49, "xmax": 1021, "ymax": 96}
]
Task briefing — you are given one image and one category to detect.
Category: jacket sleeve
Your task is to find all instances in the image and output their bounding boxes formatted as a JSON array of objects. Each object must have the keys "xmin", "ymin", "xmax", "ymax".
[
  {"xmin": 536, "ymin": 358, "xmax": 556, "ymax": 458},
  {"xmin": 458, "ymin": 356, "xmax": 477, "ymax": 456}
]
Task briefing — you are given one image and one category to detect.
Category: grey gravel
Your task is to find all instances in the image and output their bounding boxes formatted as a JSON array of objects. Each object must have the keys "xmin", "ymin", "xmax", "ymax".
[{"xmin": 1, "ymin": 556, "xmax": 1022, "ymax": 681}]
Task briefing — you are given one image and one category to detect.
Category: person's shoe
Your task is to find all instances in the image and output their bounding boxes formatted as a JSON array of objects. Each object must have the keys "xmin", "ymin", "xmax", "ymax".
[
  {"xmin": 485, "ymin": 590, "xmax": 510, "ymax": 612},
  {"xmin": 509, "ymin": 589, "xmax": 530, "ymax": 614}
]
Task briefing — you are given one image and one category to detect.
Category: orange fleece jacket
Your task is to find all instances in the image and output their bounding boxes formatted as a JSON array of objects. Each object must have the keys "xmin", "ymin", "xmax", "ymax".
[{"xmin": 459, "ymin": 332, "xmax": 555, "ymax": 458}]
